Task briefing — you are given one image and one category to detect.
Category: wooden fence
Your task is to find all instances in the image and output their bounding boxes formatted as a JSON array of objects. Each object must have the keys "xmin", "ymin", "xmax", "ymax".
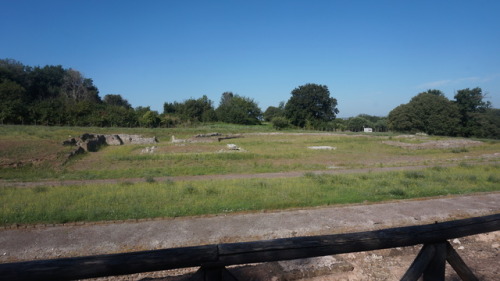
[{"xmin": 0, "ymin": 213, "xmax": 499, "ymax": 281}]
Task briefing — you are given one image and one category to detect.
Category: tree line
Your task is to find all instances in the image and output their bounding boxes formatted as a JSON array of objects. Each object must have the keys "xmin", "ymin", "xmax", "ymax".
[
  {"xmin": 1, "ymin": 59, "xmax": 498, "ymax": 138},
  {"xmin": 388, "ymin": 89, "xmax": 499, "ymax": 138}
]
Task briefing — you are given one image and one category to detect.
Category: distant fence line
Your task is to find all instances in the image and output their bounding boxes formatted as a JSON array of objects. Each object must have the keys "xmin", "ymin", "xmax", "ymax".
[{"xmin": 0, "ymin": 214, "xmax": 498, "ymax": 281}]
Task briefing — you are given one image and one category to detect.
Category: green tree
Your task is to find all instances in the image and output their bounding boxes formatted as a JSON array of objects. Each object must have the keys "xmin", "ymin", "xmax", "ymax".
[
  {"xmin": 373, "ymin": 118, "xmax": 388, "ymax": 132},
  {"xmin": 263, "ymin": 101, "xmax": 285, "ymax": 122},
  {"xmin": 34, "ymin": 98, "xmax": 66, "ymax": 126},
  {"xmin": 271, "ymin": 116, "xmax": 290, "ymax": 130},
  {"xmin": 216, "ymin": 92, "xmax": 262, "ymax": 125},
  {"xmin": 284, "ymin": 83, "xmax": 339, "ymax": 128},
  {"xmin": 28, "ymin": 65, "xmax": 65, "ymax": 101},
  {"xmin": 388, "ymin": 90, "xmax": 461, "ymax": 136},
  {"xmin": 330, "ymin": 118, "xmax": 347, "ymax": 131},
  {"xmin": 0, "ymin": 79, "xmax": 27, "ymax": 124},
  {"xmin": 177, "ymin": 95, "xmax": 216, "ymax": 122},
  {"xmin": 97, "ymin": 104, "xmax": 137, "ymax": 127},
  {"xmin": 454, "ymin": 87, "xmax": 492, "ymax": 136},
  {"xmin": 356, "ymin": 114, "xmax": 388, "ymax": 132},
  {"xmin": 135, "ymin": 106, "xmax": 152, "ymax": 117},
  {"xmin": 347, "ymin": 116, "xmax": 372, "ymax": 132},
  {"xmin": 103, "ymin": 94, "xmax": 132, "ymax": 109},
  {"xmin": 387, "ymin": 104, "xmax": 419, "ymax": 132},
  {"xmin": 0, "ymin": 59, "xmax": 30, "ymax": 87},
  {"xmin": 140, "ymin": 110, "xmax": 161, "ymax": 128},
  {"xmin": 163, "ymin": 102, "xmax": 179, "ymax": 115},
  {"xmin": 0, "ymin": 59, "xmax": 109, "ymax": 126}
]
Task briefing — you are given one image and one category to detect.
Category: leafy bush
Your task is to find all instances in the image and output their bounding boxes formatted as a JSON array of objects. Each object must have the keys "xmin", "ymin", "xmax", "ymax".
[{"xmin": 271, "ymin": 117, "xmax": 290, "ymax": 130}]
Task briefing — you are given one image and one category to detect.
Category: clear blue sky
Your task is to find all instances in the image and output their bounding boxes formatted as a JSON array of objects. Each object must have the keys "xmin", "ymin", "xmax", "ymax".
[{"xmin": 2, "ymin": 0, "xmax": 499, "ymax": 117}]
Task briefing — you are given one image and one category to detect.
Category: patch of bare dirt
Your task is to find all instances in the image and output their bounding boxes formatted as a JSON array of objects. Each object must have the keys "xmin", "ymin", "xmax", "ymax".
[
  {"xmin": 0, "ymin": 139, "xmax": 69, "ymax": 168},
  {"xmin": 382, "ymin": 139, "xmax": 483, "ymax": 149}
]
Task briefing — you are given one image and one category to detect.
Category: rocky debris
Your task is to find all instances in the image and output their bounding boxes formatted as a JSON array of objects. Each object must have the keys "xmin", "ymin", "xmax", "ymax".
[
  {"xmin": 63, "ymin": 134, "xmax": 158, "ymax": 160},
  {"xmin": 228, "ymin": 256, "xmax": 354, "ymax": 281},
  {"xmin": 171, "ymin": 133, "xmax": 243, "ymax": 144},
  {"xmin": 157, "ymin": 256, "xmax": 354, "ymax": 281},
  {"xmin": 226, "ymin": 144, "xmax": 240, "ymax": 150},
  {"xmin": 62, "ymin": 138, "xmax": 77, "ymax": 146},
  {"xmin": 194, "ymin": 133, "xmax": 222, "ymax": 138},
  {"xmin": 218, "ymin": 134, "xmax": 243, "ymax": 142},
  {"xmin": 308, "ymin": 146, "xmax": 337, "ymax": 150},
  {"xmin": 118, "ymin": 134, "xmax": 157, "ymax": 145},
  {"xmin": 141, "ymin": 146, "xmax": 157, "ymax": 154},
  {"xmin": 105, "ymin": 135, "xmax": 123, "ymax": 146},
  {"xmin": 275, "ymin": 256, "xmax": 355, "ymax": 279},
  {"xmin": 78, "ymin": 133, "xmax": 107, "ymax": 152},
  {"xmin": 67, "ymin": 147, "xmax": 85, "ymax": 158},
  {"xmin": 171, "ymin": 136, "xmax": 186, "ymax": 144},
  {"xmin": 218, "ymin": 144, "xmax": 245, "ymax": 153},
  {"xmin": 64, "ymin": 134, "xmax": 157, "ymax": 151}
]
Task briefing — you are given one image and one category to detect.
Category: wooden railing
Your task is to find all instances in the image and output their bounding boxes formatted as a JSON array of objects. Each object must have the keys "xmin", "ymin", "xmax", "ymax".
[{"xmin": 1, "ymin": 213, "xmax": 499, "ymax": 281}]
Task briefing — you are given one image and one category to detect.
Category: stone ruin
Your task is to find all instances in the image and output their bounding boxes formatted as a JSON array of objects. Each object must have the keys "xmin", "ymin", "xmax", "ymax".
[
  {"xmin": 141, "ymin": 146, "xmax": 157, "ymax": 154},
  {"xmin": 171, "ymin": 133, "xmax": 243, "ymax": 144},
  {"xmin": 63, "ymin": 133, "xmax": 158, "ymax": 159}
]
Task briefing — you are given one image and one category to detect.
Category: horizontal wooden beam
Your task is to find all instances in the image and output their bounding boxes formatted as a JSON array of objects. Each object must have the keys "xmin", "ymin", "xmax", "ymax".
[
  {"xmin": 0, "ymin": 213, "xmax": 498, "ymax": 280},
  {"xmin": 217, "ymin": 213, "xmax": 500, "ymax": 265},
  {"xmin": 0, "ymin": 245, "xmax": 218, "ymax": 281}
]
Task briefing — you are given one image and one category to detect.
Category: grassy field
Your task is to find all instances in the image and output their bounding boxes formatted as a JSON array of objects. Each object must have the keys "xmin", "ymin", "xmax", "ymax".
[
  {"xmin": 1, "ymin": 124, "xmax": 499, "ymax": 181},
  {"xmin": 0, "ymin": 124, "xmax": 499, "ymax": 225},
  {"xmin": 1, "ymin": 164, "xmax": 499, "ymax": 226}
]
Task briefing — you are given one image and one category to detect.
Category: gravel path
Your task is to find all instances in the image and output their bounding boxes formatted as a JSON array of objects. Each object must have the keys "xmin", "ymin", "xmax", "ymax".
[{"xmin": 1, "ymin": 192, "xmax": 499, "ymax": 264}]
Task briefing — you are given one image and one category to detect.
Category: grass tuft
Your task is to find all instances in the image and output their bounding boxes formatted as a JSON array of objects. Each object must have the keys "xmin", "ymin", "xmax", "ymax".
[
  {"xmin": 487, "ymin": 174, "xmax": 499, "ymax": 183},
  {"xmin": 451, "ymin": 147, "xmax": 469, "ymax": 153},
  {"xmin": 120, "ymin": 181, "xmax": 135, "ymax": 186},
  {"xmin": 388, "ymin": 188, "xmax": 407, "ymax": 197},
  {"xmin": 145, "ymin": 176, "xmax": 156, "ymax": 183},
  {"xmin": 183, "ymin": 184, "xmax": 198, "ymax": 195},
  {"xmin": 404, "ymin": 171, "xmax": 426, "ymax": 179}
]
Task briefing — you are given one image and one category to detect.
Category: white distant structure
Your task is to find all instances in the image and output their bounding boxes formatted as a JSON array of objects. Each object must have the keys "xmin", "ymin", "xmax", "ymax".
[{"xmin": 363, "ymin": 127, "xmax": 373, "ymax": 133}]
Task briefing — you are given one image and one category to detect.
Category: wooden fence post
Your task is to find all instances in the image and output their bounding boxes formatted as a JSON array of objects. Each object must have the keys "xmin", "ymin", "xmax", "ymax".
[
  {"xmin": 401, "ymin": 241, "xmax": 480, "ymax": 281},
  {"xmin": 401, "ymin": 244, "xmax": 436, "ymax": 281},
  {"xmin": 423, "ymin": 242, "xmax": 447, "ymax": 281},
  {"xmin": 193, "ymin": 266, "xmax": 239, "ymax": 281},
  {"xmin": 446, "ymin": 242, "xmax": 479, "ymax": 281}
]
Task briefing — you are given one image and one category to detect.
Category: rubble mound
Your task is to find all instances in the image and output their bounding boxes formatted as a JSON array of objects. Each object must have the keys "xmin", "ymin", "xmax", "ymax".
[
  {"xmin": 171, "ymin": 133, "xmax": 243, "ymax": 144},
  {"xmin": 63, "ymin": 133, "xmax": 158, "ymax": 159}
]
